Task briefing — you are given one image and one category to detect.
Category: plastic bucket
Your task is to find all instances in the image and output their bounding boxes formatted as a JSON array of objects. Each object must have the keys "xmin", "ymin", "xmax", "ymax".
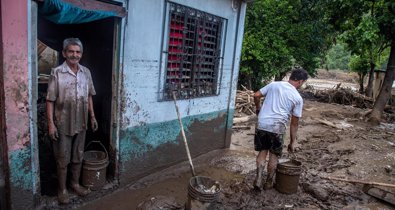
[
  {"xmin": 186, "ymin": 176, "xmax": 221, "ymax": 210},
  {"xmin": 82, "ymin": 141, "xmax": 109, "ymax": 191},
  {"xmin": 275, "ymin": 159, "xmax": 302, "ymax": 194}
]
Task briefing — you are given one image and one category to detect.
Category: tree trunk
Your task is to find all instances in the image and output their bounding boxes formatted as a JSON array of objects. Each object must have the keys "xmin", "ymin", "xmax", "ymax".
[
  {"xmin": 247, "ymin": 75, "xmax": 252, "ymax": 91},
  {"xmin": 369, "ymin": 39, "xmax": 395, "ymax": 124},
  {"xmin": 358, "ymin": 73, "xmax": 364, "ymax": 94},
  {"xmin": 365, "ymin": 62, "xmax": 375, "ymax": 97}
]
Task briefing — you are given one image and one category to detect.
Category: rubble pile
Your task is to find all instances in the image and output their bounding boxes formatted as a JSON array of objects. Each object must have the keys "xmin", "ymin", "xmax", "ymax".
[
  {"xmin": 301, "ymin": 84, "xmax": 374, "ymax": 109},
  {"xmin": 315, "ymin": 88, "xmax": 373, "ymax": 109}
]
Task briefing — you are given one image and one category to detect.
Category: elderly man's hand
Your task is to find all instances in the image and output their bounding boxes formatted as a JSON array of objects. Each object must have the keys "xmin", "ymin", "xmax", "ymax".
[
  {"xmin": 91, "ymin": 117, "xmax": 98, "ymax": 132},
  {"xmin": 48, "ymin": 123, "xmax": 58, "ymax": 141}
]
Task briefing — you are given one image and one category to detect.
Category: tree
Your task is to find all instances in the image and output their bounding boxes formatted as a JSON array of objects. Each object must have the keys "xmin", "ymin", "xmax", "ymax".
[
  {"xmin": 349, "ymin": 55, "xmax": 370, "ymax": 93},
  {"xmin": 325, "ymin": 43, "xmax": 351, "ymax": 70},
  {"xmin": 240, "ymin": 0, "xmax": 331, "ymax": 90},
  {"xmin": 368, "ymin": 1, "xmax": 395, "ymax": 123},
  {"xmin": 240, "ymin": 0, "xmax": 293, "ymax": 90},
  {"xmin": 323, "ymin": 0, "xmax": 395, "ymax": 123},
  {"xmin": 340, "ymin": 12, "xmax": 389, "ymax": 97}
]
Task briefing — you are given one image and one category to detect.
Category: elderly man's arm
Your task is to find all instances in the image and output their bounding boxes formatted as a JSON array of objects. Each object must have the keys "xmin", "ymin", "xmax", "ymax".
[
  {"xmin": 46, "ymin": 100, "xmax": 58, "ymax": 140},
  {"xmin": 88, "ymin": 95, "xmax": 98, "ymax": 132}
]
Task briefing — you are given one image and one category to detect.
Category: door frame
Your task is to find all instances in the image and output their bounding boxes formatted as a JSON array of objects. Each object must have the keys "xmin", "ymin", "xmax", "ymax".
[
  {"xmin": 0, "ymin": 1, "xmax": 11, "ymax": 209},
  {"xmin": 31, "ymin": 0, "xmax": 126, "ymax": 198}
]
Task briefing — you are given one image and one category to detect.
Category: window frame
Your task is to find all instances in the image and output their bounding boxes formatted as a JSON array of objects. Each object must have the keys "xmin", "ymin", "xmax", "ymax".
[{"xmin": 158, "ymin": 1, "xmax": 227, "ymax": 101}]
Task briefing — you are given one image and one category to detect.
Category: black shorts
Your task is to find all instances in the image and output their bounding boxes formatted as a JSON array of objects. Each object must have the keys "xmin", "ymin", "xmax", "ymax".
[{"xmin": 254, "ymin": 129, "xmax": 284, "ymax": 156}]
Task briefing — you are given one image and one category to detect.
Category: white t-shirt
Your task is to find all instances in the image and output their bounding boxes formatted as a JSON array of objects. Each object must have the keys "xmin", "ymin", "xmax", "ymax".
[{"xmin": 257, "ymin": 81, "xmax": 303, "ymax": 134}]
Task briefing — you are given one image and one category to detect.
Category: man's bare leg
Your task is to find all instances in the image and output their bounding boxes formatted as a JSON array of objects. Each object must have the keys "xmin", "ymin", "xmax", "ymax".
[
  {"xmin": 264, "ymin": 152, "xmax": 278, "ymax": 190},
  {"xmin": 253, "ymin": 150, "xmax": 268, "ymax": 190}
]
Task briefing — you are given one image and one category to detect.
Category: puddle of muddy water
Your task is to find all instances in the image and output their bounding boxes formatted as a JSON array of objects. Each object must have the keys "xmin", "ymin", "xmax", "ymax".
[{"xmin": 79, "ymin": 167, "xmax": 243, "ymax": 210}]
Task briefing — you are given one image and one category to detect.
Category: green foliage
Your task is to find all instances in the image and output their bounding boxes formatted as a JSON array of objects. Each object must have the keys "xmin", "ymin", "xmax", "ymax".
[
  {"xmin": 349, "ymin": 55, "xmax": 370, "ymax": 92},
  {"xmin": 377, "ymin": 47, "xmax": 390, "ymax": 69},
  {"xmin": 340, "ymin": 14, "xmax": 380, "ymax": 55},
  {"xmin": 323, "ymin": 0, "xmax": 395, "ymax": 118},
  {"xmin": 325, "ymin": 43, "xmax": 351, "ymax": 70},
  {"xmin": 349, "ymin": 55, "xmax": 370, "ymax": 74},
  {"xmin": 324, "ymin": 0, "xmax": 393, "ymax": 64},
  {"xmin": 240, "ymin": 0, "xmax": 332, "ymax": 89}
]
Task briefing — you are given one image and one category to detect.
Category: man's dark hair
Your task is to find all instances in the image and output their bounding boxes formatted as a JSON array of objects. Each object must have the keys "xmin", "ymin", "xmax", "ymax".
[{"xmin": 289, "ymin": 68, "xmax": 308, "ymax": 81}]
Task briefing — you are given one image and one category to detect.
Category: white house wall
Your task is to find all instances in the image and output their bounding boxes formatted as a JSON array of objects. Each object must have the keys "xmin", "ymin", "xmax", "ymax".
[{"xmin": 118, "ymin": 0, "xmax": 246, "ymax": 182}]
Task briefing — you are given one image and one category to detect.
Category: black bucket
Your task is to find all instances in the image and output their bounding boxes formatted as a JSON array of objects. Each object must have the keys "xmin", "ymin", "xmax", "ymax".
[
  {"xmin": 275, "ymin": 159, "xmax": 302, "ymax": 194},
  {"xmin": 186, "ymin": 176, "xmax": 221, "ymax": 210},
  {"xmin": 82, "ymin": 141, "xmax": 109, "ymax": 191}
]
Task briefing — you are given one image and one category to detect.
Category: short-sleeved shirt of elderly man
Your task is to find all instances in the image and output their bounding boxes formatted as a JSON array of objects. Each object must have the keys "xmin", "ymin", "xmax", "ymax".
[{"xmin": 46, "ymin": 61, "xmax": 96, "ymax": 136}]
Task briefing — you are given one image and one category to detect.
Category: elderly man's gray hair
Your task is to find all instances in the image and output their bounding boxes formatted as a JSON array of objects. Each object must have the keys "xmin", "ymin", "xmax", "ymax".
[{"xmin": 63, "ymin": 38, "xmax": 83, "ymax": 52}]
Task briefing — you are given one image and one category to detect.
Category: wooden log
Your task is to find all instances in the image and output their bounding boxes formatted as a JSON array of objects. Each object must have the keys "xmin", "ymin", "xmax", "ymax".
[
  {"xmin": 363, "ymin": 185, "xmax": 395, "ymax": 205},
  {"xmin": 233, "ymin": 115, "xmax": 257, "ymax": 124},
  {"xmin": 247, "ymin": 107, "xmax": 255, "ymax": 115},
  {"xmin": 232, "ymin": 125, "xmax": 251, "ymax": 130},
  {"xmin": 314, "ymin": 118, "xmax": 342, "ymax": 129},
  {"xmin": 237, "ymin": 102, "xmax": 250, "ymax": 108}
]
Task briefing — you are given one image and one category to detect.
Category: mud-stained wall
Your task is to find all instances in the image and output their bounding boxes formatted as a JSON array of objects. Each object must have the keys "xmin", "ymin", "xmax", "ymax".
[
  {"xmin": 119, "ymin": 110, "xmax": 230, "ymax": 181},
  {"xmin": 118, "ymin": 0, "xmax": 245, "ymax": 183},
  {"xmin": 1, "ymin": 0, "xmax": 35, "ymax": 209}
]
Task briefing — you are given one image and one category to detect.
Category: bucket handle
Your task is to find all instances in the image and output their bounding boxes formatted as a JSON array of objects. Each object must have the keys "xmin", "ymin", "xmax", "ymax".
[{"xmin": 85, "ymin": 140, "xmax": 108, "ymax": 158}]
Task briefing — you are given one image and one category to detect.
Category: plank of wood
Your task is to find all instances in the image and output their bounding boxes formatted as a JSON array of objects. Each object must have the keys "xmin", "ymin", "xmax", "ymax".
[
  {"xmin": 363, "ymin": 185, "xmax": 395, "ymax": 205},
  {"xmin": 314, "ymin": 118, "xmax": 342, "ymax": 129},
  {"xmin": 233, "ymin": 115, "xmax": 257, "ymax": 124}
]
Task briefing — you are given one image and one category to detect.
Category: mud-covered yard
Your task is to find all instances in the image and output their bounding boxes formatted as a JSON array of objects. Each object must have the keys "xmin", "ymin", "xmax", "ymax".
[
  {"xmin": 75, "ymin": 99, "xmax": 395, "ymax": 210},
  {"xmin": 226, "ymin": 100, "xmax": 395, "ymax": 209},
  {"xmin": 52, "ymin": 71, "xmax": 395, "ymax": 210}
]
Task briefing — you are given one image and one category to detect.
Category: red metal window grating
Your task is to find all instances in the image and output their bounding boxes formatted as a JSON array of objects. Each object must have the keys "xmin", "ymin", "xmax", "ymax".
[{"xmin": 164, "ymin": 3, "xmax": 224, "ymax": 100}]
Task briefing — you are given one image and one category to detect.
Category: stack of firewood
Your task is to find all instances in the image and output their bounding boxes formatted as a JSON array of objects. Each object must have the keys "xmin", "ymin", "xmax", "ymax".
[{"xmin": 235, "ymin": 87, "xmax": 255, "ymax": 115}]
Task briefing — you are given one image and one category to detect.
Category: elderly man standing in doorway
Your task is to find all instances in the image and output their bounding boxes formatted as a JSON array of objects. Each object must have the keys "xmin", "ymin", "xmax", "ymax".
[
  {"xmin": 46, "ymin": 38, "xmax": 98, "ymax": 204},
  {"xmin": 252, "ymin": 68, "xmax": 308, "ymax": 191}
]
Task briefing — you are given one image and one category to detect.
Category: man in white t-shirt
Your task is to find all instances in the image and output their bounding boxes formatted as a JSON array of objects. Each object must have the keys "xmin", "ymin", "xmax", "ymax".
[{"xmin": 253, "ymin": 68, "xmax": 308, "ymax": 191}]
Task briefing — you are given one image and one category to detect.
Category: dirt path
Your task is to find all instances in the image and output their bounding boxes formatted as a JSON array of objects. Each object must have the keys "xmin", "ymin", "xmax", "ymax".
[{"xmin": 72, "ymin": 98, "xmax": 395, "ymax": 210}]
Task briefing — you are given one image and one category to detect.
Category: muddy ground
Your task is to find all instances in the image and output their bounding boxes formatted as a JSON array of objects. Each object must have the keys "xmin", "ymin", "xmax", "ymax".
[{"xmin": 44, "ymin": 71, "xmax": 395, "ymax": 210}]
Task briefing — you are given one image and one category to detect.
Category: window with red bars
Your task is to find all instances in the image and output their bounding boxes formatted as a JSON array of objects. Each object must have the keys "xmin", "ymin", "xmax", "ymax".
[{"xmin": 164, "ymin": 3, "xmax": 224, "ymax": 100}]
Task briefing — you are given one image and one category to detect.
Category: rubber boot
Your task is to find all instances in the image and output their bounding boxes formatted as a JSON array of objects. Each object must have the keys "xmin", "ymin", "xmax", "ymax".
[
  {"xmin": 253, "ymin": 166, "xmax": 264, "ymax": 191},
  {"xmin": 70, "ymin": 163, "xmax": 90, "ymax": 196},
  {"xmin": 57, "ymin": 167, "xmax": 70, "ymax": 204}
]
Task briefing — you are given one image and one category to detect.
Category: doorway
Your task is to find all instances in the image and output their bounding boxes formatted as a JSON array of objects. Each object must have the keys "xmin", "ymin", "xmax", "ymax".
[{"xmin": 37, "ymin": 15, "xmax": 121, "ymax": 196}]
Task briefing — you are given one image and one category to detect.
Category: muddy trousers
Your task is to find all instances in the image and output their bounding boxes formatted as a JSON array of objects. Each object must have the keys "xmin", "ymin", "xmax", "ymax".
[{"xmin": 53, "ymin": 130, "xmax": 86, "ymax": 192}]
